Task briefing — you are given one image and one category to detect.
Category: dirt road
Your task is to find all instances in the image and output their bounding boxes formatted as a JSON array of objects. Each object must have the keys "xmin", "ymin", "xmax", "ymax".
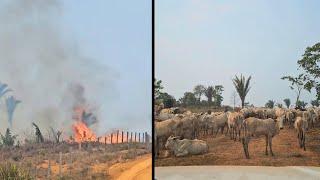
[
  {"xmin": 109, "ymin": 154, "xmax": 152, "ymax": 180},
  {"xmin": 156, "ymin": 127, "xmax": 320, "ymax": 166}
]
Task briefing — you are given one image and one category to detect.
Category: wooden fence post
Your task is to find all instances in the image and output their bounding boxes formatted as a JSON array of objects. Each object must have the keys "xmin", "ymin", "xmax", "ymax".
[
  {"xmin": 47, "ymin": 159, "xmax": 51, "ymax": 178},
  {"xmin": 59, "ymin": 152, "xmax": 62, "ymax": 178},
  {"xmin": 121, "ymin": 131, "xmax": 124, "ymax": 143},
  {"xmin": 104, "ymin": 137, "xmax": 107, "ymax": 145},
  {"xmin": 111, "ymin": 133, "xmax": 113, "ymax": 144},
  {"xmin": 127, "ymin": 132, "xmax": 129, "ymax": 143},
  {"xmin": 139, "ymin": 133, "xmax": 140, "ymax": 143},
  {"xmin": 131, "ymin": 132, "xmax": 133, "ymax": 143},
  {"xmin": 134, "ymin": 132, "xmax": 136, "ymax": 142},
  {"xmin": 116, "ymin": 130, "xmax": 119, "ymax": 144},
  {"xmin": 143, "ymin": 133, "xmax": 145, "ymax": 143}
]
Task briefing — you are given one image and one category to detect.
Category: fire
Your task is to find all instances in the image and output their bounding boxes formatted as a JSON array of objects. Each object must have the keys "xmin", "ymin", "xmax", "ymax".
[
  {"xmin": 72, "ymin": 121, "xmax": 96, "ymax": 142},
  {"xmin": 71, "ymin": 106, "xmax": 140, "ymax": 144},
  {"xmin": 72, "ymin": 106, "xmax": 97, "ymax": 143}
]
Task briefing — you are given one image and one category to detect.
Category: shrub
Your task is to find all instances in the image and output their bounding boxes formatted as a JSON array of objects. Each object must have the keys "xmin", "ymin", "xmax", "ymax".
[{"xmin": 0, "ymin": 163, "xmax": 32, "ymax": 180}]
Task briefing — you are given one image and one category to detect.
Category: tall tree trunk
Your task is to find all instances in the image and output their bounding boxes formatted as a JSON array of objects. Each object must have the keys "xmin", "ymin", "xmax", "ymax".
[
  {"xmin": 208, "ymin": 96, "xmax": 212, "ymax": 105},
  {"xmin": 241, "ymin": 97, "xmax": 245, "ymax": 108}
]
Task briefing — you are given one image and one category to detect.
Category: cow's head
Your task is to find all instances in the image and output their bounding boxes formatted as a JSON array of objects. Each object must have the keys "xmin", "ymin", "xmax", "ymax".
[
  {"xmin": 165, "ymin": 135, "xmax": 178, "ymax": 150},
  {"xmin": 275, "ymin": 116, "xmax": 284, "ymax": 130}
]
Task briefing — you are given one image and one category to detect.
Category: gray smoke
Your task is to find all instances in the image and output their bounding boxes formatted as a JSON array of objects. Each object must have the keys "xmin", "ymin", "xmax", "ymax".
[{"xmin": 0, "ymin": 0, "xmax": 117, "ymax": 137}]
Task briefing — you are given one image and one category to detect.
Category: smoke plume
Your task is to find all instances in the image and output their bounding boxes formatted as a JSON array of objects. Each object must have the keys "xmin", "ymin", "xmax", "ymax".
[{"xmin": 0, "ymin": 0, "xmax": 117, "ymax": 137}]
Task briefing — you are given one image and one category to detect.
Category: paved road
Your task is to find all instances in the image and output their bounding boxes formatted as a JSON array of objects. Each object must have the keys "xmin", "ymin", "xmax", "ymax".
[{"xmin": 155, "ymin": 166, "xmax": 320, "ymax": 180}]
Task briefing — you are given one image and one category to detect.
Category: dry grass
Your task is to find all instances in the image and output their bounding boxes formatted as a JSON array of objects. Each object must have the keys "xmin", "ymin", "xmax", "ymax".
[
  {"xmin": 0, "ymin": 142, "xmax": 151, "ymax": 179},
  {"xmin": 156, "ymin": 127, "xmax": 320, "ymax": 166}
]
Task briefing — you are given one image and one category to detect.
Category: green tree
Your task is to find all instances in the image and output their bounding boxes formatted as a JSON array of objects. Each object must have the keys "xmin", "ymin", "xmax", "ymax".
[
  {"xmin": 296, "ymin": 100, "xmax": 308, "ymax": 109},
  {"xmin": 281, "ymin": 74, "xmax": 305, "ymax": 107},
  {"xmin": 232, "ymin": 74, "xmax": 252, "ymax": 108},
  {"xmin": 205, "ymin": 86, "xmax": 214, "ymax": 105},
  {"xmin": 193, "ymin": 85, "xmax": 205, "ymax": 103},
  {"xmin": 265, "ymin": 100, "xmax": 275, "ymax": 108},
  {"xmin": 276, "ymin": 103, "xmax": 283, "ymax": 108},
  {"xmin": 297, "ymin": 42, "xmax": 320, "ymax": 99},
  {"xmin": 0, "ymin": 128, "xmax": 17, "ymax": 147},
  {"xmin": 213, "ymin": 85, "xmax": 224, "ymax": 107},
  {"xmin": 157, "ymin": 92, "xmax": 176, "ymax": 108},
  {"xmin": 154, "ymin": 78, "xmax": 163, "ymax": 99},
  {"xmin": 180, "ymin": 92, "xmax": 197, "ymax": 106},
  {"xmin": 283, "ymin": 98, "xmax": 291, "ymax": 108},
  {"xmin": 311, "ymin": 100, "xmax": 319, "ymax": 107}
]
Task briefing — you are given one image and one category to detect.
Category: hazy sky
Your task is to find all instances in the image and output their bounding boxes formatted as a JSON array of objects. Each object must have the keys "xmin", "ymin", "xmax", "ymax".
[
  {"xmin": 0, "ymin": 0, "xmax": 151, "ymax": 135},
  {"xmin": 61, "ymin": 1, "xmax": 151, "ymax": 133},
  {"xmin": 156, "ymin": 0, "xmax": 320, "ymax": 107}
]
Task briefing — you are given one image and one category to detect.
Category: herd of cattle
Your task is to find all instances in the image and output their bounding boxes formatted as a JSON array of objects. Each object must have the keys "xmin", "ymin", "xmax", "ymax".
[{"xmin": 154, "ymin": 106, "xmax": 319, "ymax": 159}]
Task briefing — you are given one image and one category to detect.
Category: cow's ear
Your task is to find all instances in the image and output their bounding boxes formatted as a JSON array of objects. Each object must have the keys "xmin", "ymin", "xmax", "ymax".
[{"xmin": 172, "ymin": 137, "xmax": 177, "ymax": 140}]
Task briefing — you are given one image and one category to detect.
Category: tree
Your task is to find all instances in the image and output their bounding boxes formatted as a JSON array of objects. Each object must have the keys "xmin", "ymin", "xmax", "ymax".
[
  {"xmin": 32, "ymin": 122, "xmax": 44, "ymax": 143},
  {"xmin": 157, "ymin": 92, "xmax": 176, "ymax": 108},
  {"xmin": 265, "ymin": 100, "xmax": 275, "ymax": 108},
  {"xmin": 283, "ymin": 98, "xmax": 291, "ymax": 108},
  {"xmin": 154, "ymin": 78, "xmax": 164, "ymax": 99},
  {"xmin": 296, "ymin": 100, "xmax": 308, "ymax": 109},
  {"xmin": 281, "ymin": 74, "xmax": 305, "ymax": 107},
  {"xmin": 205, "ymin": 86, "xmax": 214, "ymax": 105},
  {"xmin": 0, "ymin": 83, "xmax": 12, "ymax": 99},
  {"xmin": 311, "ymin": 100, "xmax": 319, "ymax": 107},
  {"xmin": 232, "ymin": 74, "xmax": 252, "ymax": 108},
  {"xmin": 0, "ymin": 128, "xmax": 17, "ymax": 147},
  {"xmin": 297, "ymin": 42, "xmax": 320, "ymax": 99},
  {"xmin": 50, "ymin": 127, "xmax": 62, "ymax": 143},
  {"xmin": 276, "ymin": 103, "xmax": 283, "ymax": 108},
  {"xmin": 180, "ymin": 92, "xmax": 197, "ymax": 106},
  {"xmin": 193, "ymin": 85, "xmax": 205, "ymax": 103},
  {"xmin": 213, "ymin": 85, "xmax": 224, "ymax": 107},
  {"xmin": 5, "ymin": 96, "xmax": 21, "ymax": 129}
]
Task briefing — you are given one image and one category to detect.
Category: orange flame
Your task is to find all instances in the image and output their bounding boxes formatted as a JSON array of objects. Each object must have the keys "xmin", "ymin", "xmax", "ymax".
[
  {"xmin": 71, "ymin": 106, "xmax": 142, "ymax": 144},
  {"xmin": 72, "ymin": 121, "xmax": 97, "ymax": 142}
]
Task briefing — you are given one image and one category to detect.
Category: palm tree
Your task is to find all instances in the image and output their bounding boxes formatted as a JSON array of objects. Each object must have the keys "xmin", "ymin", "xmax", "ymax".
[
  {"xmin": 283, "ymin": 98, "xmax": 291, "ymax": 108},
  {"xmin": 265, "ymin": 100, "xmax": 275, "ymax": 108},
  {"xmin": 5, "ymin": 96, "xmax": 21, "ymax": 129},
  {"xmin": 0, "ymin": 83, "xmax": 12, "ymax": 99},
  {"xmin": 193, "ymin": 85, "xmax": 205, "ymax": 103},
  {"xmin": 232, "ymin": 74, "xmax": 252, "ymax": 108}
]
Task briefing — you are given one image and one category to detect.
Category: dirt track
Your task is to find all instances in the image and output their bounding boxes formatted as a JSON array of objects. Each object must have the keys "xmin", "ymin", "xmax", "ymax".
[
  {"xmin": 109, "ymin": 154, "xmax": 152, "ymax": 180},
  {"xmin": 156, "ymin": 127, "xmax": 320, "ymax": 166}
]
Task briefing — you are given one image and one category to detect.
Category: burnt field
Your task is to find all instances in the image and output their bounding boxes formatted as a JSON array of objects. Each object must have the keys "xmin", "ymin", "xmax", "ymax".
[
  {"xmin": 0, "ymin": 142, "xmax": 151, "ymax": 179},
  {"xmin": 156, "ymin": 127, "xmax": 320, "ymax": 167}
]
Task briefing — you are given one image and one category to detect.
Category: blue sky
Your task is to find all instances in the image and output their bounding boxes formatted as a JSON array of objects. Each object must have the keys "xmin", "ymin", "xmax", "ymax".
[
  {"xmin": 60, "ymin": 1, "xmax": 151, "ymax": 133},
  {"xmin": 156, "ymin": 0, "xmax": 320, "ymax": 107}
]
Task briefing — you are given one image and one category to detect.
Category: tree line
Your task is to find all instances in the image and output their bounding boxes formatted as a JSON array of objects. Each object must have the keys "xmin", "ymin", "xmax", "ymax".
[
  {"xmin": 155, "ymin": 42, "xmax": 320, "ymax": 110},
  {"xmin": 154, "ymin": 74, "xmax": 253, "ymax": 109}
]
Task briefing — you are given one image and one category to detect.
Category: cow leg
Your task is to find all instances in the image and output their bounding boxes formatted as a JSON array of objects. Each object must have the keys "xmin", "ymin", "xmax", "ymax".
[
  {"xmin": 303, "ymin": 132, "xmax": 306, "ymax": 151},
  {"xmin": 242, "ymin": 137, "xmax": 247, "ymax": 158},
  {"xmin": 242, "ymin": 137, "xmax": 250, "ymax": 159},
  {"xmin": 225, "ymin": 126, "xmax": 229, "ymax": 136},
  {"xmin": 176, "ymin": 150, "xmax": 188, "ymax": 157},
  {"xmin": 265, "ymin": 135, "xmax": 269, "ymax": 156},
  {"xmin": 269, "ymin": 136, "xmax": 274, "ymax": 156},
  {"xmin": 246, "ymin": 137, "xmax": 250, "ymax": 159},
  {"xmin": 238, "ymin": 128, "xmax": 241, "ymax": 141},
  {"xmin": 214, "ymin": 128, "xmax": 219, "ymax": 138}
]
